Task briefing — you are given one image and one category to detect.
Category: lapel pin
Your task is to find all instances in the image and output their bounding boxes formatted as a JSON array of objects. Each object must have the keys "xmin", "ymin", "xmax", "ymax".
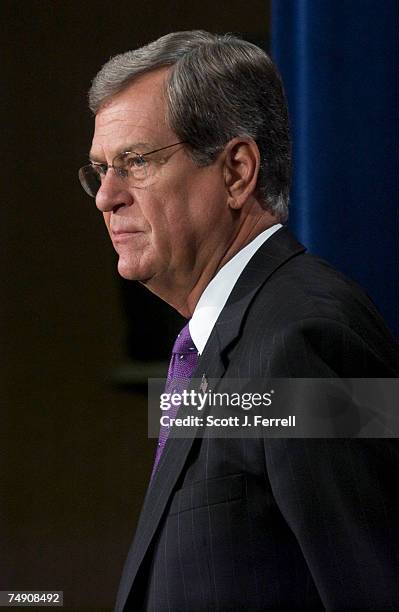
[{"xmin": 200, "ymin": 374, "xmax": 208, "ymax": 393}]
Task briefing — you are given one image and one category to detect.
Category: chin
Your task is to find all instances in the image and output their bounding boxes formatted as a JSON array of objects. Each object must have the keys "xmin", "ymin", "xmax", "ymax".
[{"xmin": 117, "ymin": 258, "xmax": 152, "ymax": 282}]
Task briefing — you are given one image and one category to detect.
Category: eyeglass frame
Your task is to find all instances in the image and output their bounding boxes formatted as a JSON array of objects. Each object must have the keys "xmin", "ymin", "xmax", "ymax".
[{"xmin": 78, "ymin": 141, "xmax": 187, "ymax": 197}]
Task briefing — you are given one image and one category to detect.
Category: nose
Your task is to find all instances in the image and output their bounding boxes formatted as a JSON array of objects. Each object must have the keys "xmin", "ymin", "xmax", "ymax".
[{"xmin": 95, "ymin": 170, "xmax": 133, "ymax": 212}]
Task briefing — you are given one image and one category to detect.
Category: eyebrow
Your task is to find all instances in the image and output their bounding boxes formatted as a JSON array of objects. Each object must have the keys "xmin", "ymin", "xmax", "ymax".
[{"xmin": 89, "ymin": 142, "xmax": 152, "ymax": 162}]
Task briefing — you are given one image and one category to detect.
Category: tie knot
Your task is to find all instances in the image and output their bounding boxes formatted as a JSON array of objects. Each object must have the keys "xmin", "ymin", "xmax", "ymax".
[{"xmin": 172, "ymin": 322, "xmax": 197, "ymax": 355}]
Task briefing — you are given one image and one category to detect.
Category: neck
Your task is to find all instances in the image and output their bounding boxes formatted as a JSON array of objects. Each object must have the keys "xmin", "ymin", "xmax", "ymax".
[{"xmin": 144, "ymin": 206, "xmax": 279, "ymax": 318}]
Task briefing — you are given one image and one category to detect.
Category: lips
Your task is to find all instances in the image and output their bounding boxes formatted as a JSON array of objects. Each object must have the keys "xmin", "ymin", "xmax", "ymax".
[
  {"xmin": 111, "ymin": 228, "xmax": 143, "ymax": 242},
  {"xmin": 111, "ymin": 228, "xmax": 141, "ymax": 235}
]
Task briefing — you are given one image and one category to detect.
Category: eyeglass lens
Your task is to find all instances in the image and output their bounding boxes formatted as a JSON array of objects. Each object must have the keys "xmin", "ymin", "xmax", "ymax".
[{"xmin": 78, "ymin": 141, "xmax": 185, "ymax": 198}]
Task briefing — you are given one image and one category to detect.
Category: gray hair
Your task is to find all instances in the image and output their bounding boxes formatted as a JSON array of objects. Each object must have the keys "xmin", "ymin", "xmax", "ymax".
[{"xmin": 89, "ymin": 31, "xmax": 291, "ymax": 221}]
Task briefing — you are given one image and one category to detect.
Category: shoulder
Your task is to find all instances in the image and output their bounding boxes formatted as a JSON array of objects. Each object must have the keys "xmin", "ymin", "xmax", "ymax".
[
  {"xmin": 249, "ymin": 249, "xmax": 388, "ymax": 330},
  {"xmin": 238, "ymin": 252, "xmax": 399, "ymax": 376}
]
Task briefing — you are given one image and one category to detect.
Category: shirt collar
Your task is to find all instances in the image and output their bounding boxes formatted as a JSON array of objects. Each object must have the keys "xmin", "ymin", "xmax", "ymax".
[{"xmin": 189, "ymin": 224, "xmax": 282, "ymax": 354}]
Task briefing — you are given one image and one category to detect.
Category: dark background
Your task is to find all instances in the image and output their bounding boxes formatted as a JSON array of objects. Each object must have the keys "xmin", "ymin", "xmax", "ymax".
[{"xmin": 2, "ymin": 2, "xmax": 270, "ymax": 610}]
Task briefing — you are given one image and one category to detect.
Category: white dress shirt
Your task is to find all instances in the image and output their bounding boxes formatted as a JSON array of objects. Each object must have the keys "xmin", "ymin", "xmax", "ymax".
[{"xmin": 189, "ymin": 224, "xmax": 282, "ymax": 354}]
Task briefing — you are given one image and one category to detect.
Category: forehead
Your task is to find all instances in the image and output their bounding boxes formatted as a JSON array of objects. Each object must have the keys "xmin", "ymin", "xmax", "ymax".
[{"xmin": 91, "ymin": 67, "xmax": 172, "ymax": 158}]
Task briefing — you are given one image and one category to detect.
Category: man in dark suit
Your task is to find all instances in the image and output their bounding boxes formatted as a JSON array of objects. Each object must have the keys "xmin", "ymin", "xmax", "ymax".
[{"xmin": 79, "ymin": 31, "xmax": 399, "ymax": 610}]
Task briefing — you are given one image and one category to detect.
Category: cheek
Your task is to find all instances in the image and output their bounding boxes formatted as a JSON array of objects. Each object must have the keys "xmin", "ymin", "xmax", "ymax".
[{"xmin": 146, "ymin": 190, "xmax": 184, "ymax": 234}]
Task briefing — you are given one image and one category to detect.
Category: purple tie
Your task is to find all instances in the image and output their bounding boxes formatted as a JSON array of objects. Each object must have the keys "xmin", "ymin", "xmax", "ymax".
[{"xmin": 151, "ymin": 322, "xmax": 199, "ymax": 477}]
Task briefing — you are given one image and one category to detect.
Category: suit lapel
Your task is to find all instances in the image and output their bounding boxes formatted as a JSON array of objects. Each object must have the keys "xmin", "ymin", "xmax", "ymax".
[
  {"xmin": 116, "ymin": 227, "xmax": 306, "ymax": 611},
  {"xmin": 200, "ymin": 226, "xmax": 306, "ymax": 368}
]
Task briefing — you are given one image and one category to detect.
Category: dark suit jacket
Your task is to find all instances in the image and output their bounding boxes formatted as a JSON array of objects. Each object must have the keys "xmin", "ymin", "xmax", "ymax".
[{"xmin": 116, "ymin": 227, "xmax": 399, "ymax": 611}]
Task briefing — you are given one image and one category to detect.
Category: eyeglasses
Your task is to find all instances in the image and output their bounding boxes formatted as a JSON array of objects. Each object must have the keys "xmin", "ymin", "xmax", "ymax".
[{"xmin": 78, "ymin": 141, "xmax": 186, "ymax": 198}]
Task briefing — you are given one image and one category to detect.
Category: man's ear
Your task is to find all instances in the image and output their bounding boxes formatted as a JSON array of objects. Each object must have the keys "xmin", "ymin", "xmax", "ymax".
[{"xmin": 223, "ymin": 137, "xmax": 261, "ymax": 210}]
